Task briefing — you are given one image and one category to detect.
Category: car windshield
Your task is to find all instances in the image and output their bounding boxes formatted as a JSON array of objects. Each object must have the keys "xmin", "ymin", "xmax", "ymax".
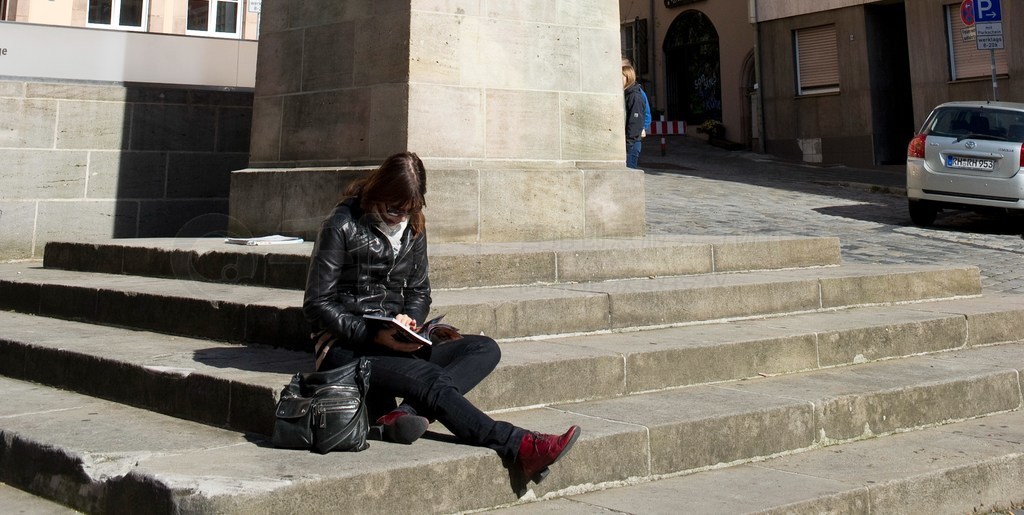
[{"xmin": 922, "ymin": 107, "xmax": 1024, "ymax": 143}]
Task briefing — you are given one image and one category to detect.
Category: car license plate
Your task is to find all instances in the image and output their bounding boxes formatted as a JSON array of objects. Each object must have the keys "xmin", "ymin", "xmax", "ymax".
[{"xmin": 947, "ymin": 156, "xmax": 995, "ymax": 171}]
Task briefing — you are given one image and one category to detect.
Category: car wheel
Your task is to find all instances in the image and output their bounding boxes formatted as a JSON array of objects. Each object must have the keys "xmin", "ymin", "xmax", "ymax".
[{"xmin": 908, "ymin": 199, "xmax": 938, "ymax": 226}]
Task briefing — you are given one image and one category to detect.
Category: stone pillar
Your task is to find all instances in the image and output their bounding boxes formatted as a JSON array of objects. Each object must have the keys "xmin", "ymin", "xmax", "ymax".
[{"xmin": 230, "ymin": 0, "xmax": 645, "ymax": 243}]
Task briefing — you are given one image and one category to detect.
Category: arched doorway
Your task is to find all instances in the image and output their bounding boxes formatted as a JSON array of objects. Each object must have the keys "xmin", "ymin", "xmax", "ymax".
[{"xmin": 663, "ymin": 10, "xmax": 721, "ymax": 126}]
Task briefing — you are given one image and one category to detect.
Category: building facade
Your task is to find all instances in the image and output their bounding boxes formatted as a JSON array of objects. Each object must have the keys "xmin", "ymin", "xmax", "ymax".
[
  {"xmin": 755, "ymin": 0, "xmax": 1020, "ymax": 166},
  {"xmin": 0, "ymin": 11, "xmax": 255, "ymax": 261},
  {"xmin": 624, "ymin": 0, "xmax": 1020, "ymax": 166},
  {"xmin": 619, "ymin": 0, "xmax": 759, "ymax": 148},
  {"xmin": 2, "ymin": 0, "xmax": 260, "ymax": 40}
]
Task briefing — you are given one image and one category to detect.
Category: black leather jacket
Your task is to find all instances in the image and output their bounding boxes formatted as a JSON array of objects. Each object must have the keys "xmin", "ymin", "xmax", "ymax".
[{"xmin": 303, "ymin": 198, "xmax": 431, "ymax": 351}]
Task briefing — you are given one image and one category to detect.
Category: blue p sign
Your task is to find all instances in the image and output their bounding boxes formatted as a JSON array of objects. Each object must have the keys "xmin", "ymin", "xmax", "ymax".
[{"xmin": 974, "ymin": 0, "xmax": 1002, "ymax": 22}]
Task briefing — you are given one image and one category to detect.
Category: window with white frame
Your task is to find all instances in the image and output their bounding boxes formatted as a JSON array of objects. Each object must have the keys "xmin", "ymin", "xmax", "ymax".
[
  {"xmin": 187, "ymin": 0, "xmax": 242, "ymax": 38},
  {"xmin": 794, "ymin": 25, "xmax": 840, "ymax": 95},
  {"xmin": 945, "ymin": 3, "xmax": 1007, "ymax": 80},
  {"xmin": 87, "ymin": 0, "xmax": 148, "ymax": 30}
]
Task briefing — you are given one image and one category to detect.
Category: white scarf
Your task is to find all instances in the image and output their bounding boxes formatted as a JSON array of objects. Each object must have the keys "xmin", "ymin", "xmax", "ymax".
[{"xmin": 377, "ymin": 219, "xmax": 408, "ymax": 254}]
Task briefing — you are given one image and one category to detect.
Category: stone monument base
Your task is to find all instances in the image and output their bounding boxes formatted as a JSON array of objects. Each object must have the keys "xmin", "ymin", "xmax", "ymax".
[{"xmin": 229, "ymin": 162, "xmax": 645, "ymax": 243}]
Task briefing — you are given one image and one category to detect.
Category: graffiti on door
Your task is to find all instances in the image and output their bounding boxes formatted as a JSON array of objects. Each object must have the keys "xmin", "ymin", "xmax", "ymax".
[{"xmin": 693, "ymin": 73, "xmax": 722, "ymax": 114}]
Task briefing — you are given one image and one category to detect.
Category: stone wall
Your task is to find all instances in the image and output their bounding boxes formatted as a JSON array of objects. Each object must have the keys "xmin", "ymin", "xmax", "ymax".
[
  {"xmin": 0, "ymin": 79, "xmax": 252, "ymax": 261},
  {"xmin": 234, "ymin": 0, "xmax": 645, "ymax": 244}
]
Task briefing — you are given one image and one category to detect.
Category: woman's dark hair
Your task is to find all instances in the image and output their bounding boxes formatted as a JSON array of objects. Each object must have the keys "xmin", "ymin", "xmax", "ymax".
[{"xmin": 344, "ymin": 152, "xmax": 427, "ymax": 235}]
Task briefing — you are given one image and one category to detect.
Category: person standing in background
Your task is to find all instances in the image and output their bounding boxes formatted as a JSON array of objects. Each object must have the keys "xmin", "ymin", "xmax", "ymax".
[
  {"xmin": 622, "ymin": 57, "xmax": 652, "ymax": 137},
  {"xmin": 623, "ymin": 65, "xmax": 645, "ymax": 169}
]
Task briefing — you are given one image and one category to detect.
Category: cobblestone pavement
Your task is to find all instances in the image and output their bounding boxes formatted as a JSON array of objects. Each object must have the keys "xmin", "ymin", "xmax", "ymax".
[{"xmin": 640, "ymin": 137, "xmax": 1024, "ymax": 294}]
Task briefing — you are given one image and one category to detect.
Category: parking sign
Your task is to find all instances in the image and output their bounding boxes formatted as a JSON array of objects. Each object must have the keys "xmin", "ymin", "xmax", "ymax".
[
  {"xmin": 973, "ymin": 0, "xmax": 1001, "ymax": 22},
  {"xmin": 976, "ymin": 22, "xmax": 1004, "ymax": 49}
]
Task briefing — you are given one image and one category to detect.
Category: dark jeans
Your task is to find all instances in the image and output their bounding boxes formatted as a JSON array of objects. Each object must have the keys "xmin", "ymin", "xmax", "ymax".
[
  {"xmin": 322, "ymin": 335, "xmax": 524, "ymax": 460},
  {"xmin": 626, "ymin": 139, "xmax": 642, "ymax": 169}
]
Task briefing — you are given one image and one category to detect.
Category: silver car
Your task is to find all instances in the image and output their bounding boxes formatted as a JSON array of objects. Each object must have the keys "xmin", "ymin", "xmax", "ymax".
[{"xmin": 906, "ymin": 101, "xmax": 1024, "ymax": 226}]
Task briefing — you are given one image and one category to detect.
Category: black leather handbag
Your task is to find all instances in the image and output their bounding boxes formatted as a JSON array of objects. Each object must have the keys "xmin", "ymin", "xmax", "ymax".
[{"xmin": 272, "ymin": 358, "xmax": 371, "ymax": 453}]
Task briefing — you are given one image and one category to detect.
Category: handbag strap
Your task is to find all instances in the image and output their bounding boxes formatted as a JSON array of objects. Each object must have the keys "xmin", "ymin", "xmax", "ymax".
[
  {"xmin": 355, "ymin": 358, "xmax": 370, "ymax": 397},
  {"xmin": 311, "ymin": 330, "xmax": 337, "ymax": 372}
]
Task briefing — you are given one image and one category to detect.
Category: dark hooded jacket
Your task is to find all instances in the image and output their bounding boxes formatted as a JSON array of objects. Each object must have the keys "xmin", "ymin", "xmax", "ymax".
[{"xmin": 624, "ymin": 82, "xmax": 646, "ymax": 144}]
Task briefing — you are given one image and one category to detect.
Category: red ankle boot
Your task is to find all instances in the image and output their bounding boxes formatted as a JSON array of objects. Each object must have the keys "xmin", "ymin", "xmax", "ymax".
[
  {"xmin": 374, "ymin": 409, "xmax": 429, "ymax": 444},
  {"xmin": 515, "ymin": 425, "xmax": 581, "ymax": 484}
]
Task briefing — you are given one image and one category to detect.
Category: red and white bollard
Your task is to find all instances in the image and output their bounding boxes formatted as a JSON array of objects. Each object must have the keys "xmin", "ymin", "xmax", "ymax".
[{"xmin": 648, "ymin": 117, "xmax": 686, "ymax": 156}]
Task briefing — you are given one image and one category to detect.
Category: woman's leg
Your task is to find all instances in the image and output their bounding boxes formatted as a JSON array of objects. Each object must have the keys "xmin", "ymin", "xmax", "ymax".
[
  {"xmin": 427, "ymin": 334, "xmax": 500, "ymax": 395},
  {"xmin": 382, "ymin": 335, "xmax": 500, "ymax": 443},
  {"xmin": 393, "ymin": 335, "xmax": 498, "ymax": 420},
  {"xmin": 367, "ymin": 354, "xmax": 523, "ymax": 459},
  {"xmin": 319, "ymin": 340, "xmax": 580, "ymax": 483}
]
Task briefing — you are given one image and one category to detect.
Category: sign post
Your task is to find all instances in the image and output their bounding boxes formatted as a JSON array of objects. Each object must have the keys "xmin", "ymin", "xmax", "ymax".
[{"xmin": 973, "ymin": 0, "xmax": 1002, "ymax": 100}]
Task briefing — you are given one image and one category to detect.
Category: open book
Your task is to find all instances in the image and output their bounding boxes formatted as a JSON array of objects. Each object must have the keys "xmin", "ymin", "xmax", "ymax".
[
  {"xmin": 363, "ymin": 314, "xmax": 462, "ymax": 346},
  {"xmin": 224, "ymin": 235, "xmax": 304, "ymax": 246}
]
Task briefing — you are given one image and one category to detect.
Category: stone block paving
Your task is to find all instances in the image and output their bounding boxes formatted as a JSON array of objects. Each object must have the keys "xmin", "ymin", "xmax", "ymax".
[{"xmin": 640, "ymin": 137, "xmax": 1024, "ymax": 294}]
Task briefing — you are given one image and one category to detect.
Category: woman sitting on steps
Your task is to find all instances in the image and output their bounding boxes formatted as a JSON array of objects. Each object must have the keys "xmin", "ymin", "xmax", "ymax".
[{"xmin": 303, "ymin": 151, "xmax": 580, "ymax": 487}]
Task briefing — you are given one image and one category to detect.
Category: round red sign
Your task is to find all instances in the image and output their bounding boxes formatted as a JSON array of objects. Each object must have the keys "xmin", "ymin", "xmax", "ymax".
[{"xmin": 960, "ymin": 0, "xmax": 975, "ymax": 26}]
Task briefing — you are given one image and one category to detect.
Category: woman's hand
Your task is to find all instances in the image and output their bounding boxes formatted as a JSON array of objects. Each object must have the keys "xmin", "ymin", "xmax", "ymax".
[
  {"xmin": 393, "ymin": 313, "xmax": 417, "ymax": 331},
  {"xmin": 372, "ymin": 313, "xmax": 423, "ymax": 352}
]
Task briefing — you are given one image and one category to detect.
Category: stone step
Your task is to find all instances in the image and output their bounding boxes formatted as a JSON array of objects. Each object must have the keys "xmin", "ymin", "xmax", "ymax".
[
  {"xmin": 0, "ymin": 262, "xmax": 982, "ymax": 347},
  {"xmin": 485, "ymin": 408, "xmax": 1024, "ymax": 514},
  {"xmin": 41, "ymin": 235, "xmax": 842, "ymax": 290},
  {"xmin": 2, "ymin": 295, "xmax": 1021, "ymax": 436},
  {"xmin": 0, "ymin": 482, "xmax": 81, "ymax": 515},
  {"xmin": 3, "ymin": 342, "xmax": 1023, "ymax": 514}
]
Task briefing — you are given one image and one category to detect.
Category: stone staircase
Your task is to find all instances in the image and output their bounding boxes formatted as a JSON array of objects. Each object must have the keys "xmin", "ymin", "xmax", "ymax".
[{"xmin": 1, "ymin": 235, "xmax": 1023, "ymax": 513}]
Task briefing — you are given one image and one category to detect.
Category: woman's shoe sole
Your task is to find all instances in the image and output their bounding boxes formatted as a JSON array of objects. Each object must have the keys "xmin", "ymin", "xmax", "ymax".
[
  {"xmin": 382, "ymin": 415, "xmax": 429, "ymax": 444},
  {"xmin": 531, "ymin": 426, "xmax": 581, "ymax": 485}
]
